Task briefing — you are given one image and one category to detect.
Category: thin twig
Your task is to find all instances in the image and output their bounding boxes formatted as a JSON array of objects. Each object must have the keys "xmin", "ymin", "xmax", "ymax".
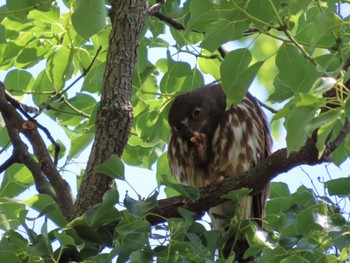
[
  {"xmin": 153, "ymin": 12, "xmax": 185, "ymax": 30},
  {"xmin": 257, "ymin": 100, "xmax": 278, "ymax": 114},
  {"xmin": 0, "ymin": 156, "xmax": 16, "ymax": 174}
]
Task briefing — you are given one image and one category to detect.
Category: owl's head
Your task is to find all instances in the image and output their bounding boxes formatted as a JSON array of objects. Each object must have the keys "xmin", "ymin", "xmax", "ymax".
[{"xmin": 168, "ymin": 84, "xmax": 226, "ymax": 140}]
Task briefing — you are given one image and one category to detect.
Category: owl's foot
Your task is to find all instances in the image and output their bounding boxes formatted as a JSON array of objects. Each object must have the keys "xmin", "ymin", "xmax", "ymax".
[
  {"xmin": 190, "ymin": 132, "xmax": 207, "ymax": 151},
  {"xmin": 204, "ymin": 175, "xmax": 225, "ymax": 186}
]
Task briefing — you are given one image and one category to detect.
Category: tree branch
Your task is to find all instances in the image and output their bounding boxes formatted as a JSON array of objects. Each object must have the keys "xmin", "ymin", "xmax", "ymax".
[
  {"xmin": 0, "ymin": 82, "xmax": 73, "ymax": 220},
  {"xmin": 145, "ymin": 115, "xmax": 350, "ymax": 225},
  {"xmin": 146, "ymin": 136, "xmax": 321, "ymax": 225},
  {"xmin": 5, "ymin": 90, "xmax": 61, "ymax": 165}
]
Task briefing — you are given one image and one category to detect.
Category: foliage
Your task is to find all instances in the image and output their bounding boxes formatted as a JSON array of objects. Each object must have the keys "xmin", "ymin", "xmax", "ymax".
[{"xmin": 0, "ymin": 0, "xmax": 350, "ymax": 262}]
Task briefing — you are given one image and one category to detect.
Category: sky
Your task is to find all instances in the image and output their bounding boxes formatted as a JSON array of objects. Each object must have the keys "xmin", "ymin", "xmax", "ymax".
[{"xmin": 0, "ymin": 0, "xmax": 349, "ymax": 235}]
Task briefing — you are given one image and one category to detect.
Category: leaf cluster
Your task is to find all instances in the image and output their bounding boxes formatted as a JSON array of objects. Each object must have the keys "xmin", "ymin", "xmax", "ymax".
[{"xmin": 0, "ymin": 0, "xmax": 350, "ymax": 262}]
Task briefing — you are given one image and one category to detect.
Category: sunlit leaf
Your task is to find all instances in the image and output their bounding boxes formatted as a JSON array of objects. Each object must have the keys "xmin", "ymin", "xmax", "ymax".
[
  {"xmin": 4, "ymin": 69, "xmax": 34, "ymax": 94},
  {"xmin": 24, "ymin": 194, "xmax": 68, "ymax": 228},
  {"xmin": 46, "ymin": 45, "xmax": 74, "ymax": 91},
  {"xmin": 71, "ymin": 0, "xmax": 106, "ymax": 40},
  {"xmin": 0, "ymin": 164, "xmax": 33, "ymax": 198},
  {"xmin": 221, "ymin": 48, "xmax": 264, "ymax": 105},
  {"xmin": 96, "ymin": 155, "xmax": 125, "ymax": 180},
  {"xmin": 0, "ymin": 197, "xmax": 26, "ymax": 230},
  {"xmin": 325, "ymin": 178, "xmax": 350, "ymax": 196}
]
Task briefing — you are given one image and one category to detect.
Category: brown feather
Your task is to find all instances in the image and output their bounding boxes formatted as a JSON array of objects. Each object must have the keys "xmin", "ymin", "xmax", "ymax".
[{"xmin": 168, "ymin": 84, "xmax": 272, "ymax": 262}]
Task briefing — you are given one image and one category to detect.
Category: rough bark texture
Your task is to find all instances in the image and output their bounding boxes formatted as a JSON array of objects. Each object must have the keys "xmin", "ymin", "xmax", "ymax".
[
  {"xmin": 0, "ymin": 82, "xmax": 73, "ymax": 219},
  {"xmin": 73, "ymin": 0, "xmax": 148, "ymax": 218}
]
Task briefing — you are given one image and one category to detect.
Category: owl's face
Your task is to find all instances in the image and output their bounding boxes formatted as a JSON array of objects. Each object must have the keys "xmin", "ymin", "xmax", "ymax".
[{"xmin": 168, "ymin": 85, "xmax": 226, "ymax": 141}]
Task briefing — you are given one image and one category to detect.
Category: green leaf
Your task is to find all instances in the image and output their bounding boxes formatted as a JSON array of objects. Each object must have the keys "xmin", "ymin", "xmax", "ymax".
[
  {"xmin": 312, "ymin": 12, "xmax": 342, "ymax": 46},
  {"xmin": 198, "ymin": 50, "xmax": 221, "ymax": 80},
  {"xmin": 270, "ymin": 44, "xmax": 321, "ymax": 101},
  {"xmin": 324, "ymin": 178, "xmax": 350, "ymax": 196},
  {"xmin": 4, "ymin": 69, "xmax": 34, "ymax": 94},
  {"xmin": 345, "ymin": 99, "xmax": 350, "ymax": 117},
  {"xmin": 295, "ymin": 205, "xmax": 322, "ymax": 235},
  {"xmin": 201, "ymin": 17, "xmax": 249, "ymax": 52},
  {"xmin": 66, "ymin": 131, "xmax": 94, "ymax": 159},
  {"xmin": 247, "ymin": 0, "xmax": 280, "ymax": 27},
  {"xmin": 85, "ymin": 204, "xmax": 120, "ymax": 228},
  {"xmin": 280, "ymin": 255, "xmax": 309, "ymax": 263},
  {"xmin": 54, "ymin": 232, "xmax": 77, "ymax": 247},
  {"xmin": 28, "ymin": 234, "xmax": 52, "ymax": 257},
  {"xmin": 0, "ymin": 164, "xmax": 33, "ymax": 198},
  {"xmin": 223, "ymin": 188, "xmax": 251, "ymax": 201},
  {"xmin": 102, "ymin": 189, "xmax": 119, "ymax": 206},
  {"xmin": 31, "ymin": 70, "xmax": 55, "ymax": 106},
  {"xmin": 340, "ymin": 247, "xmax": 350, "ymax": 262},
  {"xmin": 155, "ymin": 152, "xmax": 180, "ymax": 198},
  {"xmin": 266, "ymin": 197, "xmax": 293, "ymax": 214},
  {"xmin": 0, "ymin": 126, "xmax": 10, "ymax": 147},
  {"xmin": 269, "ymin": 182, "xmax": 290, "ymax": 198},
  {"xmin": 23, "ymin": 194, "xmax": 68, "ymax": 228},
  {"xmin": 0, "ymin": 197, "xmax": 26, "ymax": 230},
  {"xmin": 291, "ymin": 186, "xmax": 316, "ymax": 207},
  {"xmin": 82, "ymin": 62, "xmax": 105, "ymax": 94},
  {"xmin": 122, "ymin": 142, "xmax": 165, "ymax": 169},
  {"xmin": 159, "ymin": 58, "xmax": 193, "ymax": 93},
  {"xmin": 221, "ymin": 48, "xmax": 264, "ymax": 105},
  {"xmin": 169, "ymin": 28, "xmax": 203, "ymax": 47},
  {"xmin": 315, "ymin": 110, "xmax": 342, "ymax": 155},
  {"xmin": 123, "ymin": 191, "xmax": 158, "ymax": 218},
  {"xmin": 186, "ymin": 0, "xmax": 219, "ymax": 32},
  {"xmin": 0, "ymin": 43, "xmax": 22, "ymax": 70},
  {"xmin": 96, "ymin": 154, "xmax": 125, "ymax": 180},
  {"xmin": 7, "ymin": 0, "xmax": 51, "ymax": 21},
  {"xmin": 71, "ymin": 0, "xmax": 106, "ymax": 40},
  {"xmin": 135, "ymin": 98, "xmax": 170, "ymax": 144},
  {"xmin": 285, "ymin": 105, "xmax": 318, "ymax": 153},
  {"xmin": 160, "ymin": 174, "xmax": 199, "ymax": 201},
  {"xmin": 288, "ymin": 0, "xmax": 312, "ymax": 15},
  {"xmin": 46, "ymin": 45, "xmax": 74, "ymax": 91},
  {"xmin": 28, "ymin": 7, "xmax": 60, "ymax": 24},
  {"xmin": 115, "ymin": 233, "xmax": 150, "ymax": 263},
  {"xmin": 0, "ymin": 251, "xmax": 21, "ymax": 263}
]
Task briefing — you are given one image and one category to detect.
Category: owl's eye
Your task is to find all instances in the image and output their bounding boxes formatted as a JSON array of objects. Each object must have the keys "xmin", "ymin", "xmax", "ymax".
[{"xmin": 192, "ymin": 108, "xmax": 201, "ymax": 117}]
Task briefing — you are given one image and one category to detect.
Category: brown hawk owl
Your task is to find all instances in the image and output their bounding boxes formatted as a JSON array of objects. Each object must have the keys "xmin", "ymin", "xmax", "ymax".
[{"xmin": 167, "ymin": 84, "xmax": 272, "ymax": 261}]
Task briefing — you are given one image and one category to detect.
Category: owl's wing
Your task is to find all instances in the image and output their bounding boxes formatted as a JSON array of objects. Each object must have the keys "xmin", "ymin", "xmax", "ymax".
[{"xmin": 208, "ymin": 95, "xmax": 272, "ymax": 260}]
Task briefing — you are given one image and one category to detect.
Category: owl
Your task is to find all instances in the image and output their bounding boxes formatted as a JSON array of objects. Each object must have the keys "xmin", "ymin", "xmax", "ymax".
[{"xmin": 167, "ymin": 84, "xmax": 272, "ymax": 261}]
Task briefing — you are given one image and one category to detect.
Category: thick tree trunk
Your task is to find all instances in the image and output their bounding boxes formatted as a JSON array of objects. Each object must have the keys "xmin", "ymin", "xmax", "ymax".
[{"xmin": 73, "ymin": 0, "xmax": 148, "ymax": 218}]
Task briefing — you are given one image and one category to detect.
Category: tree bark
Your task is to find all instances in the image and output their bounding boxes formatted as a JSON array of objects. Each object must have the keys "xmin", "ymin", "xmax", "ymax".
[{"xmin": 73, "ymin": 0, "xmax": 148, "ymax": 218}]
